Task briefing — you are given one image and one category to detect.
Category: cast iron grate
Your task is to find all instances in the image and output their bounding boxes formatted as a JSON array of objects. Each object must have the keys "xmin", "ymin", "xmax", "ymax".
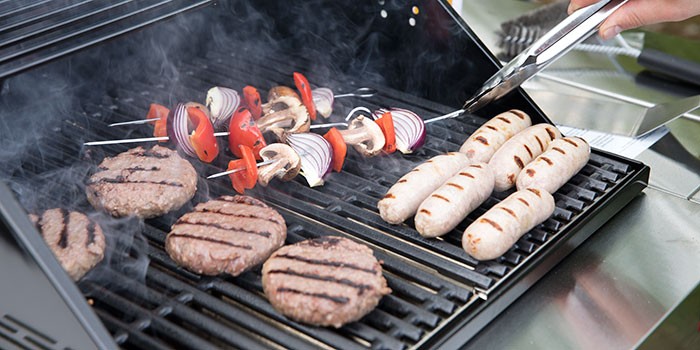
[
  {"xmin": 0, "ymin": 0, "xmax": 213, "ymax": 78},
  {"xmin": 6, "ymin": 48, "xmax": 642, "ymax": 349}
]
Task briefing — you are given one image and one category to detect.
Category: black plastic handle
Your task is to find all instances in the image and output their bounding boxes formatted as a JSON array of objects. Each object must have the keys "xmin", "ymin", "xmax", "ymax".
[{"xmin": 637, "ymin": 48, "xmax": 700, "ymax": 87}]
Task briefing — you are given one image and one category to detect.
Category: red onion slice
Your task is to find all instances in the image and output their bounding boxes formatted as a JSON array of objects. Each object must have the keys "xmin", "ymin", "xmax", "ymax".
[
  {"xmin": 312, "ymin": 87, "xmax": 334, "ymax": 118},
  {"xmin": 170, "ymin": 103, "xmax": 197, "ymax": 158},
  {"xmin": 206, "ymin": 87, "xmax": 240, "ymax": 128},
  {"xmin": 286, "ymin": 133, "xmax": 332, "ymax": 187},
  {"xmin": 372, "ymin": 107, "xmax": 426, "ymax": 154}
]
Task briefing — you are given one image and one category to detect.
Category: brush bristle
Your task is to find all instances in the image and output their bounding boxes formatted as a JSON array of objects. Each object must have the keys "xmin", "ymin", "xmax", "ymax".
[{"xmin": 498, "ymin": 1, "xmax": 569, "ymax": 59}]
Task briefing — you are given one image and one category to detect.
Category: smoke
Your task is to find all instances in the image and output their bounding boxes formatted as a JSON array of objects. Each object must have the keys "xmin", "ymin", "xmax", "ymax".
[{"xmin": 1, "ymin": 0, "xmax": 485, "ymax": 292}]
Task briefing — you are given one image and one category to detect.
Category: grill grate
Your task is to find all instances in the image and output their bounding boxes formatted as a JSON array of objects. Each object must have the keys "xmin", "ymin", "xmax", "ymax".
[
  {"xmin": 3, "ymin": 43, "xmax": 646, "ymax": 349},
  {"xmin": 1, "ymin": 0, "xmax": 650, "ymax": 345},
  {"xmin": 0, "ymin": 0, "xmax": 213, "ymax": 78}
]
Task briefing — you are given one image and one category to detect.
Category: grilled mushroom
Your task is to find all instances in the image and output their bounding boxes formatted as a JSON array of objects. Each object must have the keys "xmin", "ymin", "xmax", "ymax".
[
  {"xmin": 257, "ymin": 105, "xmax": 310, "ymax": 138},
  {"xmin": 338, "ymin": 116, "xmax": 385, "ymax": 157},
  {"xmin": 263, "ymin": 86, "xmax": 302, "ymax": 115},
  {"xmin": 258, "ymin": 86, "xmax": 309, "ymax": 137},
  {"xmin": 257, "ymin": 143, "xmax": 301, "ymax": 186}
]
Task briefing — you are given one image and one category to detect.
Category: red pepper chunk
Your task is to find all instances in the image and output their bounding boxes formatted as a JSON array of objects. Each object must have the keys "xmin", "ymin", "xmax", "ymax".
[
  {"xmin": 242, "ymin": 86, "xmax": 263, "ymax": 120},
  {"xmin": 228, "ymin": 107, "xmax": 266, "ymax": 160},
  {"xmin": 228, "ymin": 145, "xmax": 258, "ymax": 194},
  {"xmin": 186, "ymin": 106, "xmax": 219, "ymax": 163},
  {"xmin": 375, "ymin": 112, "xmax": 396, "ymax": 154},
  {"xmin": 293, "ymin": 72, "xmax": 317, "ymax": 121},
  {"xmin": 146, "ymin": 103, "xmax": 170, "ymax": 141},
  {"xmin": 323, "ymin": 127, "xmax": 347, "ymax": 172}
]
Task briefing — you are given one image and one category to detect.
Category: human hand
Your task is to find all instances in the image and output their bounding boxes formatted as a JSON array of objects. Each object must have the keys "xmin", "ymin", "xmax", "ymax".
[{"xmin": 568, "ymin": 0, "xmax": 700, "ymax": 40}]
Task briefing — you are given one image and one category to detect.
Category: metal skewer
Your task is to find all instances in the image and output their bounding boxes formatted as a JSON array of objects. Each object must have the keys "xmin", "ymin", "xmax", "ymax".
[
  {"xmin": 207, "ymin": 159, "xmax": 276, "ymax": 179},
  {"xmin": 108, "ymin": 88, "xmax": 377, "ymax": 128},
  {"xmin": 108, "ymin": 118, "xmax": 161, "ymax": 127},
  {"xmin": 85, "ymin": 131, "xmax": 231, "ymax": 146},
  {"xmin": 333, "ymin": 87, "xmax": 377, "ymax": 99},
  {"xmin": 84, "ymin": 136, "xmax": 170, "ymax": 146},
  {"xmin": 89, "ymin": 108, "xmax": 467, "ymax": 146},
  {"xmin": 309, "ymin": 122, "xmax": 348, "ymax": 129},
  {"xmin": 423, "ymin": 109, "xmax": 466, "ymax": 124}
]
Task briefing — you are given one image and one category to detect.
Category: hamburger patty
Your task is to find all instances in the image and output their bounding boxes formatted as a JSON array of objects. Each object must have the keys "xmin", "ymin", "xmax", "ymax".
[
  {"xmin": 86, "ymin": 145, "xmax": 197, "ymax": 218},
  {"xmin": 29, "ymin": 208, "xmax": 106, "ymax": 281},
  {"xmin": 165, "ymin": 195, "xmax": 286, "ymax": 276},
  {"xmin": 262, "ymin": 236, "xmax": 391, "ymax": 328}
]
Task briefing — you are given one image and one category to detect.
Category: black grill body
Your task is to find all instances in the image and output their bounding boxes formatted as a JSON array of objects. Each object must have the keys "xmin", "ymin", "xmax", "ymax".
[{"xmin": 0, "ymin": 1, "xmax": 649, "ymax": 349}]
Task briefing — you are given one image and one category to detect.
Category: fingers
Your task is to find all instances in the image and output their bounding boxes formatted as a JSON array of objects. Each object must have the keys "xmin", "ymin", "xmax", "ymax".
[
  {"xmin": 567, "ymin": 0, "xmax": 598, "ymax": 14},
  {"xmin": 568, "ymin": 0, "xmax": 700, "ymax": 40},
  {"xmin": 598, "ymin": 1, "xmax": 699, "ymax": 40}
]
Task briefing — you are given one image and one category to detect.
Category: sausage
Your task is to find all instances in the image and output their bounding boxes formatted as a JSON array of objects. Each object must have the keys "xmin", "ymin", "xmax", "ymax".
[
  {"xmin": 378, "ymin": 152, "xmax": 471, "ymax": 224},
  {"xmin": 516, "ymin": 137, "xmax": 590, "ymax": 194},
  {"xmin": 462, "ymin": 187, "xmax": 554, "ymax": 261},
  {"xmin": 488, "ymin": 123, "xmax": 561, "ymax": 192},
  {"xmin": 459, "ymin": 109, "xmax": 532, "ymax": 162},
  {"xmin": 415, "ymin": 163, "xmax": 494, "ymax": 238}
]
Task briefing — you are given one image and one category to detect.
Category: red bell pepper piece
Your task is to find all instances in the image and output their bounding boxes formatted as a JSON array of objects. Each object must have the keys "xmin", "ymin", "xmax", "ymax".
[
  {"xmin": 293, "ymin": 72, "xmax": 317, "ymax": 121},
  {"xmin": 323, "ymin": 127, "xmax": 347, "ymax": 172},
  {"xmin": 228, "ymin": 145, "xmax": 258, "ymax": 194},
  {"xmin": 146, "ymin": 103, "xmax": 170, "ymax": 141},
  {"xmin": 186, "ymin": 106, "xmax": 219, "ymax": 163},
  {"xmin": 242, "ymin": 86, "xmax": 263, "ymax": 120},
  {"xmin": 228, "ymin": 107, "xmax": 266, "ymax": 160},
  {"xmin": 375, "ymin": 112, "xmax": 396, "ymax": 154}
]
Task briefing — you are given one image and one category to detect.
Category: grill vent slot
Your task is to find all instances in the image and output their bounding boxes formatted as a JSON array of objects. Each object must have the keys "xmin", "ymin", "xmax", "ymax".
[{"xmin": 0, "ymin": 314, "xmax": 65, "ymax": 350}]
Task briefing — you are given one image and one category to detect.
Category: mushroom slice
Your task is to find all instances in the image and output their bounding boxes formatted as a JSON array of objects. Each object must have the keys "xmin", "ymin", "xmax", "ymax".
[
  {"xmin": 263, "ymin": 86, "xmax": 302, "ymax": 114},
  {"xmin": 257, "ymin": 105, "xmax": 310, "ymax": 137},
  {"xmin": 338, "ymin": 116, "xmax": 385, "ymax": 157},
  {"xmin": 257, "ymin": 143, "xmax": 301, "ymax": 186}
]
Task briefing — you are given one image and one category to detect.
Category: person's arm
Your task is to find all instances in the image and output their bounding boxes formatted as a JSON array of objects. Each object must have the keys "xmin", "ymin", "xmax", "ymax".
[{"xmin": 568, "ymin": 0, "xmax": 700, "ymax": 40}]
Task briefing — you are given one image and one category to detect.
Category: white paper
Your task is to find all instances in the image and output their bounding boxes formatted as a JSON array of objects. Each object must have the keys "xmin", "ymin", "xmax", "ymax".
[{"xmin": 556, "ymin": 125, "xmax": 669, "ymax": 159}]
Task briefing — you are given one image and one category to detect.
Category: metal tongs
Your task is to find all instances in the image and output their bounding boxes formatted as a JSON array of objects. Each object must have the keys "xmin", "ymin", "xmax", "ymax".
[{"xmin": 463, "ymin": 0, "xmax": 630, "ymax": 113}]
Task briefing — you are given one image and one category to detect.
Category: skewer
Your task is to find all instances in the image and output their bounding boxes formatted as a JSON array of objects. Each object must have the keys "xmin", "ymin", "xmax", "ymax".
[
  {"xmin": 108, "ymin": 87, "xmax": 377, "ymax": 128},
  {"xmin": 84, "ymin": 136, "xmax": 169, "ymax": 146},
  {"xmin": 207, "ymin": 159, "xmax": 276, "ymax": 179},
  {"xmin": 423, "ymin": 109, "xmax": 466, "ymax": 124},
  {"xmin": 108, "ymin": 118, "xmax": 160, "ymax": 127},
  {"xmin": 87, "ymin": 108, "xmax": 467, "ymax": 147},
  {"xmin": 309, "ymin": 122, "xmax": 348, "ymax": 129},
  {"xmin": 333, "ymin": 87, "xmax": 377, "ymax": 98},
  {"xmin": 344, "ymin": 106, "xmax": 372, "ymax": 121}
]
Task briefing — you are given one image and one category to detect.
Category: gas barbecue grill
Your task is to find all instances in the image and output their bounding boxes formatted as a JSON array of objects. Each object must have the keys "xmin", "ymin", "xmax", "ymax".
[{"xmin": 0, "ymin": 1, "xmax": 650, "ymax": 349}]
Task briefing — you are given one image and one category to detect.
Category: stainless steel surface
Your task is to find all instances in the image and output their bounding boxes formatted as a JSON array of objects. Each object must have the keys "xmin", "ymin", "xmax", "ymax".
[
  {"xmin": 524, "ymin": 89, "xmax": 700, "ymax": 137},
  {"xmin": 460, "ymin": 0, "xmax": 700, "ymax": 198},
  {"xmin": 459, "ymin": 1, "xmax": 700, "ymax": 348},
  {"xmin": 464, "ymin": 189, "xmax": 700, "ymax": 349},
  {"xmin": 463, "ymin": 0, "xmax": 628, "ymax": 113}
]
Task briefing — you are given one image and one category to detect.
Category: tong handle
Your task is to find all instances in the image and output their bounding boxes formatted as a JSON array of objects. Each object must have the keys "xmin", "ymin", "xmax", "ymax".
[{"xmin": 531, "ymin": 0, "xmax": 630, "ymax": 65}]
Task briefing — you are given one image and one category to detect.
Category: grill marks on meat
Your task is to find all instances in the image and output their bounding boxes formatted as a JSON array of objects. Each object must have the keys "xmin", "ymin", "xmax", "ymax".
[
  {"xmin": 268, "ymin": 269, "xmax": 375, "ymax": 295},
  {"xmin": 275, "ymin": 288, "xmax": 350, "ymax": 304},
  {"xmin": 29, "ymin": 209, "xmax": 106, "ymax": 281},
  {"xmin": 274, "ymin": 253, "xmax": 378, "ymax": 274},
  {"xmin": 165, "ymin": 195, "xmax": 286, "ymax": 276},
  {"xmin": 415, "ymin": 163, "xmax": 494, "ymax": 238},
  {"xmin": 516, "ymin": 137, "xmax": 591, "ymax": 194},
  {"xmin": 262, "ymin": 237, "xmax": 390, "ymax": 328},
  {"xmin": 378, "ymin": 152, "xmax": 471, "ymax": 224},
  {"xmin": 489, "ymin": 124, "xmax": 562, "ymax": 192},
  {"xmin": 463, "ymin": 188, "xmax": 555, "ymax": 261},
  {"xmin": 86, "ymin": 146, "xmax": 197, "ymax": 218},
  {"xmin": 57, "ymin": 208, "xmax": 70, "ymax": 249},
  {"xmin": 459, "ymin": 109, "xmax": 532, "ymax": 163}
]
